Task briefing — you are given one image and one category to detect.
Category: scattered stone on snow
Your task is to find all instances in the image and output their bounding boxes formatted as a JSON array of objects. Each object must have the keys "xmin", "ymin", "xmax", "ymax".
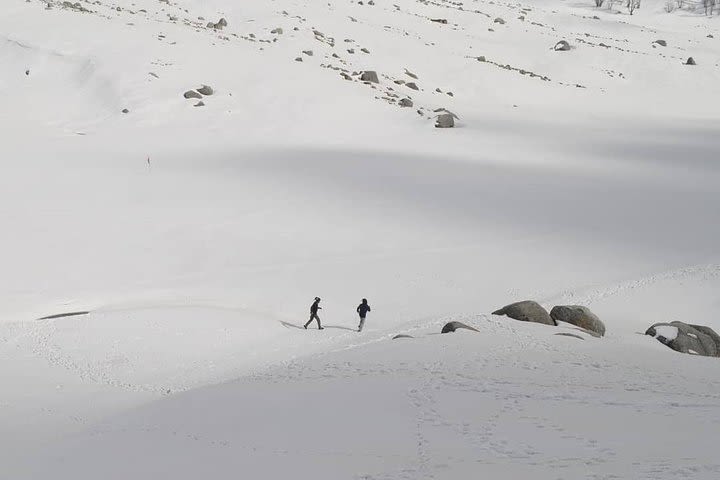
[{"xmin": 441, "ymin": 321, "xmax": 479, "ymax": 333}]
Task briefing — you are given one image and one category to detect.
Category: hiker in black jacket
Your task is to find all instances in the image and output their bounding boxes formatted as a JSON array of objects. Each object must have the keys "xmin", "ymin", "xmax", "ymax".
[
  {"xmin": 356, "ymin": 298, "xmax": 371, "ymax": 332},
  {"xmin": 304, "ymin": 297, "xmax": 323, "ymax": 330}
]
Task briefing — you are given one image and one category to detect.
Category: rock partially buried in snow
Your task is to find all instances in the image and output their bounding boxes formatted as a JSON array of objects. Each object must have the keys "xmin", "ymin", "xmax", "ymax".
[
  {"xmin": 360, "ymin": 71, "xmax": 379, "ymax": 83},
  {"xmin": 654, "ymin": 39, "xmax": 667, "ymax": 47},
  {"xmin": 555, "ymin": 332, "xmax": 584, "ymax": 340},
  {"xmin": 392, "ymin": 334, "xmax": 414, "ymax": 340},
  {"xmin": 554, "ymin": 40, "xmax": 571, "ymax": 51},
  {"xmin": 435, "ymin": 113, "xmax": 454, "ymax": 128},
  {"xmin": 646, "ymin": 321, "xmax": 720, "ymax": 357},
  {"xmin": 441, "ymin": 321, "xmax": 479, "ymax": 334},
  {"xmin": 197, "ymin": 85, "xmax": 214, "ymax": 96},
  {"xmin": 685, "ymin": 57, "xmax": 696, "ymax": 65},
  {"xmin": 398, "ymin": 98, "xmax": 413, "ymax": 107},
  {"xmin": 492, "ymin": 301, "xmax": 556, "ymax": 326},
  {"xmin": 494, "ymin": 17, "xmax": 506, "ymax": 25},
  {"xmin": 550, "ymin": 305, "xmax": 605, "ymax": 337},
  {"xmin": 183, "ymin": 90, "xmax": 203, "ymax": 100}
]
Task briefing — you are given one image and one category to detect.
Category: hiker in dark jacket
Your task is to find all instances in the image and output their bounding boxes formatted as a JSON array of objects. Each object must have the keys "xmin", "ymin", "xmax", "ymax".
[
  {"xmin": 304, "ymin": 297, "xmax": 323, "ymax": 330},
  {"xmin": 356, "ymin": 298, "xmax": 371, "ymax": 332}
]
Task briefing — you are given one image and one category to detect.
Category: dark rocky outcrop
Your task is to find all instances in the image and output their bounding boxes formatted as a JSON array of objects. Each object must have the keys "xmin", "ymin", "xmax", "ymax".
[{"xmin": 492, "ymin": 301, "xmax": 555, "ymax": 326}]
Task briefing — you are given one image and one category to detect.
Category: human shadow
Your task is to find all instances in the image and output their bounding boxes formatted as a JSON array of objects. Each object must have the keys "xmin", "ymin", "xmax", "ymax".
[
  {"xmin": 323, "ymin": 325, "xmax": 358, "ymax": 332},
  {"xmin": 280, "ymin": 321, "xmax": 305, "ymax": 330}
]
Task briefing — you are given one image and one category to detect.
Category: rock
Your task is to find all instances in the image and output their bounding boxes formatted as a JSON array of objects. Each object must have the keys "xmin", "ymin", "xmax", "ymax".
[
  {"xmin": 183, "ymin": 90, "xmax": 203, "ymax": 99},
  {"xmin": 302, "ymin": 50, "xmax": 313, "ymax": 56},
  {"xmin": 492, "ymin": 301, "xmax": 555, "ymax": 326},
  {"xmin": 392, "ymin": 334, "xmax": 414, "ymax": 340},
  {"xmin": 654, "ymin": 39, "xmax": 667, "ymax": 47},
  {"xmin": 406, "ymin": 82, "xmax": 419, "ymax": 90},
  {"xmin": 404, "ymin": 69, "xmax": 418, "ymax": 79},
  {"xmin": 360, "ymin": 70, "xmax": 379, "ymax": 83},
  {"xmin": 295, "ymin": 57, "xmax": 303, "ymax": 62},
  {"xmin": 197, "ymin": 85, "xmax": 214, "ymax": 96},
  {"xmin": 194, "ymin": 101, "xmax": 205, "ymax": 107},
  {"xmin": 217, "ymin": 18, "xmax": 228, "ymax": 28},
  {"xmin": 646, "ymin": 321, "xmax": 720, "ymax": 357},
  {"xmin": 550, "ymin": 305, "xmax": 605, "ymax": 337},
  {"xmin": 477, "ymin": 56, "xmax": 487, "ymax": 62},
  {"xmin": 121, "ymin": 108, "xmax": 129, "ymax": 114},
  {"xmin": 441, "ymin": 321, "xmax": 479, "ymax": 334},
  {"xmin": 494, "ymin": 17, "xmax": 506, "ymax": 24},
  {"xmin": 361, "ymin": 47, "xmax": 370, "ymax": 54},
  {"xmin": 271, "ymin": 28, "xmax": 283, "ymax": 34},
  {"xmin": 555, "ymin": 333, "xmax": 584, "ymax": 340},
  {"xmin": 554, "ymin": 40, "xmax": 571, "ymax": 51},
  {"xmin": 431, "ymin": 18, "xmax": 448, "ymax": 24},
  {"xmin": 398, "ymin": 98, "xmax": 413, "ymax": 107},
  {"xmin": 685, "ymin": 57, "xmax": 696, "ymax": 65},
  {"xmin": 435, "ymin": 113, "xmax": 454, "ymax": 128}
]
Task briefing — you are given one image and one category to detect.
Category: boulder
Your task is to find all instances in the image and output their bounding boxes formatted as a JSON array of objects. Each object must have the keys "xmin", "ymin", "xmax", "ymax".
[
  {"xmin": 492, "ymin": 301, "xmax": 555, "ymax": 326},
  {"xmin": 435, "ymin": 113, "xmax": 454, "ymax": 128},
  {"xmin": 197, "ymin": 85, "xmax": 214, "ymax": 96},
  {"xmin": 441, "ymin": 321, "xmax": 479, "ymax": 334},
  {"xmin": 554, "ymin": 40, "xmax": 571, "ymax": 51},
  {"xmin": 494, "ymin": 17, "xmax": 506, "ymax": 24},
  {"xmin": 685, "ymin": 57, "xmax": 696, "ymax": 65},
  {"xmin": 360, "ymin": 70, "xmax": 379, "ymax": 83},
  {"xmin": 392, "ymin": 334, "xmax": 414, "ymax": 340},
  {"xmin": 654, "ymin": 39, "xmax": 667, "ymax": 47},
  {"xmin": 183, "ymin": 90, "xmax": 202, "ymax": 99},
  {"xmin": 646, "ymin": 322, "xmax": 720, "ymax": 357},
  {"xmin": 271, "ymin": 28, "xmax": 283, "ymax": 34},
  {"xmin": 217, "ymin": 18, "xmax": 228, "ymax": 27},
  {"xmin": 398, "ymin": 98, "xmax": 413, "ymax": 107},
  {"xmin": 550, "ymin": 305, "xmax": 605, "ymax": 337},
  {"xmin": 406, "ymin": 82, "xmax": 419, "ymax": 90}
]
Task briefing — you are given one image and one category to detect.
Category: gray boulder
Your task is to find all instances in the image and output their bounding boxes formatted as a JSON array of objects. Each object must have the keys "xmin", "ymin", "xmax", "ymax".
[
  {"xmin": 183, "ymin": 90, "xmax": 203, "ymax": 99},
  {"xmin": 406, "ymin": 82, "xmax": 419, "ymax": 90},
  {"xmin": 435, "ymin": 113, "xmax": 454, "ymax": 128},
  {"xmin": 550, "ymin": 305, "xmax": 605, "ymax": 337},
  {"xmin": 646, "ymin": 322, "xmax": 720, "ymax": 357},
  {"xmin": 398, "ymin": 98, "xmax": 413, "ymax": 107},
  {"xmin": 360, "ymin": 70, "xmax": 379, "ymax": 83},
  {"xmin": 492, "ymin": 301, "xmax": 556, "ymax": 326},
  {"xmin": 654, "ymin": 39, "xmax": 667, "ymax": 47},
  {"xmin": 685, "ymin": 57, "xmax": 696, "ymax": 65},
  {"xmin": 441, "ymin": 321, "xmax": 479, "ymax": 334},
  {"xmin": 197, "ymin": 85, "xmax": 214, "ymax": 96},
  {"xmin": 494, "ymin": 17, "xmax": 506, "ymax": 25},
  {"xmin": 554, "ymin": 40, "xmax": 571, "ymax": 51}
]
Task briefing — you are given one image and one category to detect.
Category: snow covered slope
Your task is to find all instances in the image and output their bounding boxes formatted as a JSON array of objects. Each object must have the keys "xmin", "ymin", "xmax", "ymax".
[{"xmin": 1, "ymin": 0, "xmax": 719, "ymax": 478}]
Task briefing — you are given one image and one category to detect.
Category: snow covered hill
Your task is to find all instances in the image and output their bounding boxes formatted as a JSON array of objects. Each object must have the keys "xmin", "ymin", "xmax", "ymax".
[{"xmin": 1, "ymin": 0, "xmax": 720, "ymax": 478}]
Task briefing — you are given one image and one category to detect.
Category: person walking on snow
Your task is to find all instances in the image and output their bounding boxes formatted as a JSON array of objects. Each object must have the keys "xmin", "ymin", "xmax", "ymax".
[
  {"xmin": 304, "ymin": 297, "xmax": 323, "ymax": 330},
  {"xmin": 356, "ymin": 298, "xmax": 371, "ymax": 332}
]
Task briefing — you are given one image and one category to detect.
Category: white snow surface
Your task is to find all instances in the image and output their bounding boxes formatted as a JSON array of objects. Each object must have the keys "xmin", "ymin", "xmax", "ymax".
[{"xmin": 2, "ymin": 0, "xmax": 720, "ymax": 478}]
